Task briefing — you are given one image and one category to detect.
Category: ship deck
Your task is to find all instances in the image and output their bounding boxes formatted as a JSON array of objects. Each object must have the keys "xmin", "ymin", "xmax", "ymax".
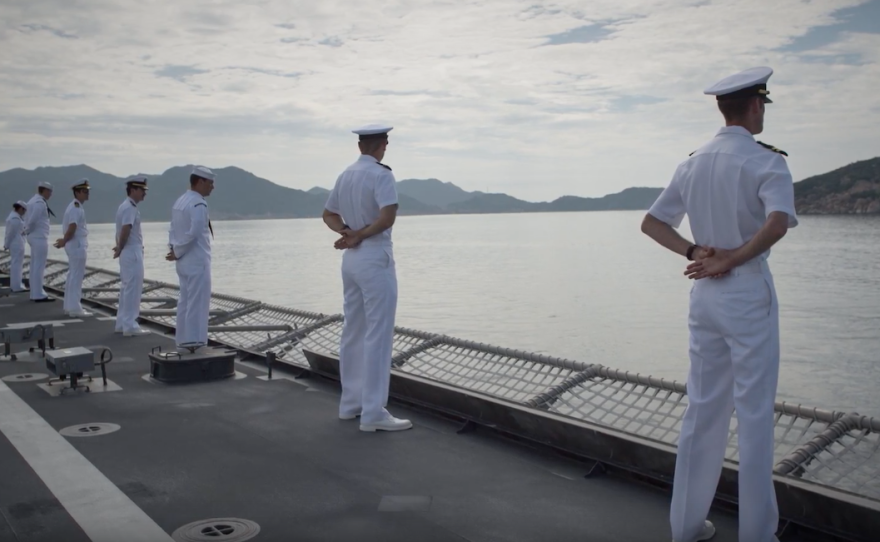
[{"xmin": 0, "ymin": 290, "xmax": 822, "ymax": 542}]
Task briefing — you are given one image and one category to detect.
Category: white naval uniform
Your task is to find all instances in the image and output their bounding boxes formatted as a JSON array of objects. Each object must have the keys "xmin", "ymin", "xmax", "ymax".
[
  {"xmin": 4, "ymin": 211, "xmax": 27, "ymax": 291},
  {"xmin": 23, "ymin": 194, "xmax": 52, "ymax": 299},
  {"xmin": 325, "ymin": 154, "xmax": 399, "ymax": 425},
  {"xmin": 115, "ymin": 197, "xmax": 145, "ymax": 333},
  {"xmin": 649, "ymin": 126, "xmax": 798, "ymax": 542},
  {"xmin": 61, "ymin": 199, "xmax": 89, "ymax": 314},
  {"xmin": 169, "ymin": 190, "xmax": 212, "ymax": 347}
]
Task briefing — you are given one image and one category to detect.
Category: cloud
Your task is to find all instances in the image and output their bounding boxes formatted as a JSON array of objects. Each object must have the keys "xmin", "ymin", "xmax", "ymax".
[
  {"xmin": 544, "ymin": 23, "xmax": 617, "ymax": 45},
  {"xmin": 0, "ymin": 0, "xmax": 878, "ymax": 201},
  {"xmin": 155, "ymin": 65, "xmax": 210, "ymax": 82},
  {"xmin": 18, "ymin": 23, "xmax": 77, "ymax": 39}
]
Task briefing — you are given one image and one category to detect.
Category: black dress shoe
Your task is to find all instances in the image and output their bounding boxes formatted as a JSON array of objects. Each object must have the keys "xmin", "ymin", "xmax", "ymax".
[{"xmin": 33, "ymin": 297, "xmax": 55, "ymax": 303}]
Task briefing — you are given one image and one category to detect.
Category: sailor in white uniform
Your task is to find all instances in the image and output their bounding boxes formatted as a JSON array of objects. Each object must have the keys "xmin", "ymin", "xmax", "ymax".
[
  {"xmin": 114, "ymin": 175, "xmax": 150, "ymax": 336},
  {"xmin": 24, "ymin": 181, "xmax": 55, "ymax": 302},
  {"xmin": 54, "ymin": 179, "xmax": 92, "ymax": 317},
  {"xmin": 3, "ymin": 201, "xmax": 28, "ymax": 292},
  {"xmin": 641, "ymin": 67, "xmax": 798, "ymax": 542},
  {"xmin": 166, "ymin": 166, "xmax": 215, "ymax": 348},
  {"xmin": 323, "ymin": 124, "xmax": 412, "ymax": 433}
]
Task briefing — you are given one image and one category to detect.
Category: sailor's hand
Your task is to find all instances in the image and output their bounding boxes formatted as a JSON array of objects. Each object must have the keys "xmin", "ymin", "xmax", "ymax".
[
  {"xmin": 112, "ymin": 246, "xmax": 121, "ymax": 259},
  {"xmin": 685, "ymin": 248, "xmax": 735, "ymax": 280},
  {"xmin": 53, "ymin": 238, "xmax": 65, "ymax": 249},
  {"xmin": 334, "ymin": 230, "xmax": 363, "ymax": 250},
  {"xmin": 165, "ymin": 250, "xmax": 178, "ymax": 261}
]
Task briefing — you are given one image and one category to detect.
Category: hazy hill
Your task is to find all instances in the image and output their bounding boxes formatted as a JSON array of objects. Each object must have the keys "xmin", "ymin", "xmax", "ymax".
[
  {"xmin": 3, "ymin": 156, "xmax": 875, "ymax": 224},
  {"xmin": 396, "ymin": 178, "xmax": 473, "ymax": 209},
  {"xmin": 794, "ymin": 157, "xmax": 880, "ymax": 214}
]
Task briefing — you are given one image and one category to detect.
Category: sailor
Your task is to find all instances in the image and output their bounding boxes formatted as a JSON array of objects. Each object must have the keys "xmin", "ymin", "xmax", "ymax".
[
  {"xmin": 322, "ymin": 124, "xmax": 412, "ymax": 433},
  {"xmin": 24, "ymin": 181, "xmax": 55, "ymax": 302},
  {"xmin": 641, "ymin": 66, "xmax": 797, "ymax": 542},
  {"xmin": 166, "ymin": 165, "xmax": 215, "ymax": 349},
  {"xmin": 54, "ymin": 179, "xmax": 92, "ymax": 317},
  {"xmin": 113, "ymin": 175, "xmax": 150, "ymax": 336},
  {"xmin": 3, "ymin": 201, "xmax": 28, "ymax": 292}
]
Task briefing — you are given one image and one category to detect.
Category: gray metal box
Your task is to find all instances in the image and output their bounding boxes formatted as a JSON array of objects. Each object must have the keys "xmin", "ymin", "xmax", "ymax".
[{"xmin": 46, "ymin": 347, "xmax": 95, "ymax": 376}]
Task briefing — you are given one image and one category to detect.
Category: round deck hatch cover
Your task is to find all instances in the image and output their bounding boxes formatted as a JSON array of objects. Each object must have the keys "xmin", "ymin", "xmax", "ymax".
[
  {"xmin": 172, "ymin": 518, "xmax": 260, "ymax": 542},
  {"xmin": 59, "ymin": 423, "xmax": 121, "ymax": 437}
]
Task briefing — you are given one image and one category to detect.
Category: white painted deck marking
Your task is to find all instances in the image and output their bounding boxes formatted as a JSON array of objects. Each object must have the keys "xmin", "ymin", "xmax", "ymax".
[
  {"xmin": 4, "ymin": 319, "xmax": 82, "ymax": 328},
  {"xmin": 0, "ymin": 380, "xmax": 174, "ymax": 542}
]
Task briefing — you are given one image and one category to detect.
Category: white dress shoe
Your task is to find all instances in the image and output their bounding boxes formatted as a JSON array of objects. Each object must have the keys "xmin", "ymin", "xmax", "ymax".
[
  {"xmin": 673, "ymin": 521, "xmax": 715, "ymax": 542},
  {"xmin": 359, "ymin": 416, "xmax": 413, "ymax": 432},
  {"xmin": 123, "ymin": 329, "xmax": 151, "ymax": 337}
]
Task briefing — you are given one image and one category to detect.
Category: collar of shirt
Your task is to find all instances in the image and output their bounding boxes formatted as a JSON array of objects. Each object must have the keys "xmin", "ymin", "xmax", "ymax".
[
  {"xmin": 357, "ymin": 154, "xmax": 379, "ymax": 165},
  {"xmin": 715, "ymin": 125, "xmax": 755, "ymax": 140},
  {"xmin": 127, "ymin": 197, "xmax": 138, "ymax": 207}
]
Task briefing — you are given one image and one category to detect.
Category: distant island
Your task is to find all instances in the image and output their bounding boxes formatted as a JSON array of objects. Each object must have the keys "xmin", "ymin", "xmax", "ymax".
[{"xmin": 1, "ymin": 157, "xmax": 877, "ymax": 224}]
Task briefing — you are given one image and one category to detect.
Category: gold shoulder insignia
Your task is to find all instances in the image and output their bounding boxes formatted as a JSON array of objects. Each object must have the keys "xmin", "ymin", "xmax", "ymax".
[
  {"xmin": 74, "ymin": 201, "xmax": 80, "ymax": 207},
  {"xmin": 757, "ymin": 141, "xmax": 788, "ymax": 156}
]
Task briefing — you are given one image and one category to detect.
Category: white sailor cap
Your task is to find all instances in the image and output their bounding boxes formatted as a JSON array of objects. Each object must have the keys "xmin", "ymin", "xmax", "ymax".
[
  {"xmin": 191, "ymin": 165, "xmax": 216, "ymax": 182},
  {"xmin": 352, "ymin": 123, "xmax": 393, "ymax": 140},
  {"xmin": 704, "ymin": 66, "xmax": 773, "ymax": 103},
  {"xmin": 38, "ymin": 181, "xmax": 53, "ymax": 190},
  {"xmin": 14, "ymin": 200, "xmax": 28, "ymax": 210},
  {"xmin": 125, "ymin": 174, "xmax": 149, "ymax": 189}
]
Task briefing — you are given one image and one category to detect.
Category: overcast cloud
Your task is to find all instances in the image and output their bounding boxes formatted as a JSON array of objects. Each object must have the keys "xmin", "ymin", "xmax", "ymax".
[{"xmin": 1, "ymin": 0, "xmax": 878, "ymax": 200}]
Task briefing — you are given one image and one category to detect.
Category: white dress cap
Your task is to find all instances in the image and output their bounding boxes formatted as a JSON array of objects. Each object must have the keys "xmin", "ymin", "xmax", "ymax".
[
  {"xmin": 704, "ymin": 66, "xmax": 774, "ymax": 103},
  {"xmin": 38, "ymin": 181, "xmax": 53, "ymax": 189},
  {"xmin": 14, "ymin": 200, "xmax": 28, "ymax": 210},
  {"xmin": 192, "ymin": 165, "xmax": 216, "ymax": 182},
  {"xmin": 352, "ymin": 123, "xmax": 393, "ymax": 136}
]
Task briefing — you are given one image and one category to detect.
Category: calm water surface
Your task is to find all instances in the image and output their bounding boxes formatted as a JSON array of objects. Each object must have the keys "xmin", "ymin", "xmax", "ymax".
[{"xmin": 6, "ymin": 211, "xmax": 879, "ymax": 415}]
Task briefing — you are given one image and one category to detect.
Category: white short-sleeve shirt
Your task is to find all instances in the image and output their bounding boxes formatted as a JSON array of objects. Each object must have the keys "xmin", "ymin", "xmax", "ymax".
[
  {"xmin": 325, "ymin": 155, "xmax": 398, "ymax": 248},
  {"xmin": 61, "ymin": 199, "xmax": 89, "ymax": 249},
  {"xmin": 24, "ymin": 195, "xmax": 51, "ymax": 239},
  {"xmin": 115, "ymin": 197, "xmax": 142, "ymax": 252},
  {"xmin": 648, "ymin": 126, "xmax": 798, "ymax": 257}
]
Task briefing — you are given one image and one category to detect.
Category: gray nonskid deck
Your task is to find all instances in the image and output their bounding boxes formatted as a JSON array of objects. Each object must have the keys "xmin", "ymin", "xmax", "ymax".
[{"xmin": 0, "ymin": 291, "xmax": 804, "ymax": 542}]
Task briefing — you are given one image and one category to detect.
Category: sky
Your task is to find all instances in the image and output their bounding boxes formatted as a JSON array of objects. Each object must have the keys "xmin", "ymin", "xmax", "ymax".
[{"xmin": 1, "ymin": 0, "xmax": 878, "ymax": 201}]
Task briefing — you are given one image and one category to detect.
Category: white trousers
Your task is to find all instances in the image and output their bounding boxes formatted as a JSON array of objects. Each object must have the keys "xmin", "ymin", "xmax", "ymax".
[
  {"xmin": 116, "ymin": 249, "xmax": 144, "ymax": 332},
  {"xmin": 63, "ymin": 246, "xmax": 87, "ymax": 314},
  {"xmin": 27, "ymin": 235, "xmax": 48, "ymax": 300},
  {"xmin": 338, "ymin": 246, "xmax": 398, "ymax": 424},
  {"xmin": 175, "ymin": 261, "xmax": 211, "ymax": 346},
  {"xmin": 671, "ymin": 264, "xmax": 780, "ymax": 542},
  {"xmin": 9, "ymin": 244, "xmax": 25, "ymax": 291}
]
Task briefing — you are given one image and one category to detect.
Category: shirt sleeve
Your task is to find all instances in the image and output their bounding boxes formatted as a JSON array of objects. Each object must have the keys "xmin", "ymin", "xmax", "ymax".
[
  {"xmin": 755, "ymin": 154, "xmax": 799, "ymax": 228},
  {"xmin": 647, "ymin": 171, "xmax": 686, "ymax": 228},
  {"xmin": 24, "ymin": 201, "xmax": 40, "ymax": 232},
  {"xmin": 173, "ymin": 202, "xmax": 208, "ymax": 259},
  {"xmin": 120, "ymin": 204, "xmax": 137, "ymax": 227},
  {"xmin": 374, "ymin": 171, "xmax": 398, "ymax": 209},
  {"xmin": 324, "ymin": 176, "xmax": 341, "ymax": 214},
  {"xmin": 3, "ymin": 220, "xmax": 14, "ymax": 249},
  {"xmin": 74, "ymin": 206, "xmax": 86, "ymax": 229}
]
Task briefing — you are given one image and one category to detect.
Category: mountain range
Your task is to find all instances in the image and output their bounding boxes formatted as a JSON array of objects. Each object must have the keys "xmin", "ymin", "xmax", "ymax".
[{"xmin": 1, "ymin": 156, "xmax": 877, "ymax": 224}]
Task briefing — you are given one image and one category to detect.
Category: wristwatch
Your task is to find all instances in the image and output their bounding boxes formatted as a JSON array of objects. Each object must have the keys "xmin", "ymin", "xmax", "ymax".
[{"xmin": 686, "ymin": 244, "xmax": 699, "ymax": 260}]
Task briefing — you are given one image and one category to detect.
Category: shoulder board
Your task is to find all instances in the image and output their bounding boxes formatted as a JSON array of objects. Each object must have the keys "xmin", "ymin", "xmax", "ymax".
[
  {"xmin": 194, "ymin": 202, "xmax": 207, "ymax": 208},
  {"xmin": 757, "ymin": 141, "xmax": 788, "ymax": 156},
  {"xmin": 377, "ymin": 162, "xmax": 392, "ymax": 171},
  {"xmin": 74, "ymin": 202, "xmax": 80, "ymax": 207},
  {"xmin": 689, "ymin": 150, "xmax": 696, "ymax": 156}
]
